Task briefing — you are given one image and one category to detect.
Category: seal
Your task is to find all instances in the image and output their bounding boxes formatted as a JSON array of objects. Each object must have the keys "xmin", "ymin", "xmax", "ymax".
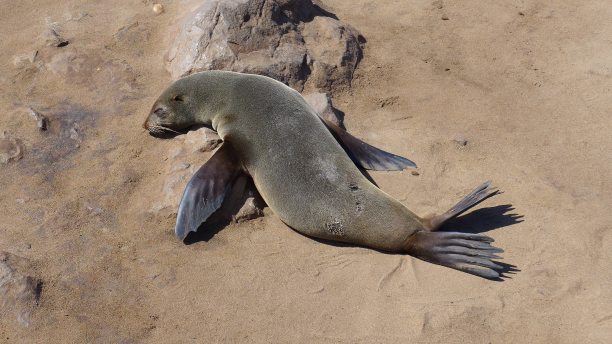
[{"xmin": 144, "ymin": 71, "xmax": 505, "ymax": 279}]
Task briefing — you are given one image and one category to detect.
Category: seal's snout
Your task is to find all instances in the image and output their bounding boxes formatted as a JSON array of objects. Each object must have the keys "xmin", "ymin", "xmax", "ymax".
[
  {"xmin": 143, "ymin": 106, "xmax": 167, "ymax": 131},
  {"xmin": 143, "ymin": 105, "xmax": 184, "ymax": 138}
]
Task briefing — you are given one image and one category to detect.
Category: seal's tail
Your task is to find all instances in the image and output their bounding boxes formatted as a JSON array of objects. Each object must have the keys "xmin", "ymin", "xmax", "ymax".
[
  {"xmin": 404, "ymin": 231, "xmax": 506, "ymax": 279},
  {"xmin": 424, "ymin": 181, "xmax": 500, "ymax": 231}
]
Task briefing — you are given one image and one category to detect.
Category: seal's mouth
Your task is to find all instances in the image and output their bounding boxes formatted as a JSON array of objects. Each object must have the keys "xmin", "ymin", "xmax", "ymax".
[{"xmin": 147, "ymin": 124, "xmax": 183, "ymax": 138}]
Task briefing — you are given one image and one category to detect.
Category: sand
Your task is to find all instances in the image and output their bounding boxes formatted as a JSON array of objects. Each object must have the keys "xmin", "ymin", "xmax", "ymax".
[{"xmin": 0, "ymin": 0, "xmax": 610, "ymax": 343}]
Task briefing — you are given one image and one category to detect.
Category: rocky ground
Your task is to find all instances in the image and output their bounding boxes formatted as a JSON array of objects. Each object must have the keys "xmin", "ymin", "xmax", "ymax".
[{"xmin": 1, "ymin": 0, "xmax": 611, "ymax": 343}]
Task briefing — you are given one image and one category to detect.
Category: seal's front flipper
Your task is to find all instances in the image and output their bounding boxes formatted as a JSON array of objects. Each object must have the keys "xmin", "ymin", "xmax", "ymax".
[
  {"xmin": 424, "ymin": 181, "xmax": 500, "ymax": 231},
  {"xmin": 405, "ymin": 231, "xmax": 505, "ymax": 279},
  {"xmin": 320, "ymin": 117, "xmax": 417, "ymax": 171},
  {"xmin": 175, "ymin": 143, "xmax": 242, "ymax": 241}
]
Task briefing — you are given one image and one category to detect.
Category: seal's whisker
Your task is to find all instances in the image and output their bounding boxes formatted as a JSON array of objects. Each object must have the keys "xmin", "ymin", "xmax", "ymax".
[{"xmin": 148, "ymin": 124, "xmax": 182, "ymax": 134}]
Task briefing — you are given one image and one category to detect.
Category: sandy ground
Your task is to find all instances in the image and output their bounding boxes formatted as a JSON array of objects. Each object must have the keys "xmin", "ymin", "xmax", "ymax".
[{"xmin": 1, "ymin": 0, "xmax": 611, "ymax": 343}]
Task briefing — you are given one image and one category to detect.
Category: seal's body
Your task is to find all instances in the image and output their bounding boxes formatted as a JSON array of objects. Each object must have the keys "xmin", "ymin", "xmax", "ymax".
[
  {"xmin": 215, "ymin": 75, "xmax": 418, "ymax": 251},
  {"xmin": 144, "ymin": 71, "xmax": 506, "ymax": 279}
]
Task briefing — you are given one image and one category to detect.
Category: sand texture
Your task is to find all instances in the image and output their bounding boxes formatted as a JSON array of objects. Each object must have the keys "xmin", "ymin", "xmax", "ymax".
[{"xmin": 0, "ymin": 1, "xmax": 610, "ymax": 343}]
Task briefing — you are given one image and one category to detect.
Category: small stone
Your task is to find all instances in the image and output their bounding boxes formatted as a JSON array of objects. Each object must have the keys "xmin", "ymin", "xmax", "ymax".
[
  {"xmin": 453, "ymin": 135, "xmax": 468, "ymax": 146},
  {"xmin": 46, "ymin": 28, "xmax": 69, "ymax": 47},
  {"xmin": 0, "ymin": 132, "xmax": 23, "ymax": 164},
  {"xmin": 233, "ymin": 197, "xmax": 264, "ymax": 223},
  {"xmin": 441, "ymin": 15, "xmax": 449, "ymax": 20},
  {"xmin": 69, "ymin": 127, "xmax": 80, "ymax": 141},
  {"xmin": 411, "ymin": 170, "xmax": 420, "ymax": 176},
  {"xmin": 152, "ymin": 4, "xmax": 164, "ymax": 15},
  {"xmin": 27, "ymin": 107, "xmax": 48, "ymax": 131}
]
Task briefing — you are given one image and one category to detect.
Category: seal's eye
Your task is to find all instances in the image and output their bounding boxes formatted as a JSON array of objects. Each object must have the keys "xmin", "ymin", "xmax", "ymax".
[{"xmin": 172, "ymin": 95, "xmax": 185, "ymax": 102}]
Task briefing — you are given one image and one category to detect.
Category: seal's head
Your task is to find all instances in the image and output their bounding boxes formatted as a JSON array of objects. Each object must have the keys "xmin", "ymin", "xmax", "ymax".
[
  {"xmin": 143, "ymin": 78, "xmax": 201, "ymax": 137},
  {"xmin": 144, "ymin": 71, "xmax": 237, "ymax": 137}
]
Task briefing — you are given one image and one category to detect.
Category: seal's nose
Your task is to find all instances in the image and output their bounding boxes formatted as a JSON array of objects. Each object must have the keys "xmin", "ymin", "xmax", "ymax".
[
  {"xmin": 143, "ymin": 112, "xmax": 154, "ymax": 130},
  {"xmin": 143, "ymin": 106, "xmax": 165, "ymax": 130}
]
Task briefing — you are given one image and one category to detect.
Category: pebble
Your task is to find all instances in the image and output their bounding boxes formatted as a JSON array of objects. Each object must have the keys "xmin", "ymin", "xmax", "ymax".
[
  {"xmin": 152, "ymin": 4, "xmax": 164, "ymax": 15},
  {"xmin": 47, "ymin": 28, "xmax": 69, "ymax": 47},
  {"xmin": 27, "ymin": 107, "xmax": 48, "ymax": 131},
  {"xmin": 0, "ymin": 132, "xmax": 23, "ymax": 164},
  {"xmin": 453, "ymin": 135, "xmax": 468, "ymax": 146}
]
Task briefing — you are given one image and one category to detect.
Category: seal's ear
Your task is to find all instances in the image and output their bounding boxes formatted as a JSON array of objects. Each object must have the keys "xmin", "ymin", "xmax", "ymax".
[
  {"xmin": 319, "ymin": 117, "xmax": 417, "ymax": 171},
  {"xmin": 175, "ymin": 143, "xmax": 242, "ymax": 241}
]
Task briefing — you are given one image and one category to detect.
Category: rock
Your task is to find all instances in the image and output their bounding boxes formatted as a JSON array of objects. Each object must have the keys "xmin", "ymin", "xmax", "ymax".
[
  {"xmin": 183, "ymin": 127, "xmax": 222, "ymax": 153},
  {"xmin": 0, "ymin": 132, "xmax": 23, "ymax": 164},
  {"xmin": 233, "ymin": 196, "xmax": 264, "ymax": 222},
  {"xmin": 228, "ymin": 176, "xmax": 265, "ymax": 223},
  {"xmin": 27, "ymin": 107, "xmax": 48, "ymax": 131},
  {"xmin": 166, "ymin": 0, "xmax": 363, "ymax": 92},
  {"xmin": 302, "ymin": 92, "xmax": 343, "ymax": 126},
  {"xmin": 152, "ymin": 4, "xmax": 164, "ymax": 15},
  {"xmin": 300, "ymin": 15, "xmax": 363, "ymax": 91},
  {"xmin": 46, "ymin": 27, "xmax": 69, "ymax": 47},
  {"xmin": 0, "ymin": 252, "xmax": 42, "ymax": 328},
  {"xmin": 453, "ymin": 135, "xmax": 468, "ymax": 146}
]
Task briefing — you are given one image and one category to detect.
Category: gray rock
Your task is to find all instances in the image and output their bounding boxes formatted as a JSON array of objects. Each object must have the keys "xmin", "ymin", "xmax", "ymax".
[
  {"xmin": 302, "ymin": 92, "xmax": 342, "ymax": 126},
  {"xmin": 166, "ymin": 0, "xmax": 363, "ymax": 92},
  {"xmin": 225, "ymin": 176, "xmax": 265, "ymax": 223},
  {"xmin": 233, "ymin": 196, "xmax": 264, "ymax": 222},
  {"xmin": 0, "ymin": 252, "xmax": 42, "ymax": 328}
]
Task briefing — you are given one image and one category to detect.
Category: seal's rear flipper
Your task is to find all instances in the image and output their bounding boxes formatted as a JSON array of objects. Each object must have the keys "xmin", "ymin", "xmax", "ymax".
[
  {"xmin": 175, "ymin": 143, "xmax": 242, "ymax": 241},
  {"xmin": 425, "ymin": 181, "xmax": 500, "ymax": 231},
  {"xmin": 320, "ymin": 117, "xmax": 417, "ymax": 171},
  {"xmin": 405, "ymin": 231, "xmax": 505, "ymax": 279}
]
